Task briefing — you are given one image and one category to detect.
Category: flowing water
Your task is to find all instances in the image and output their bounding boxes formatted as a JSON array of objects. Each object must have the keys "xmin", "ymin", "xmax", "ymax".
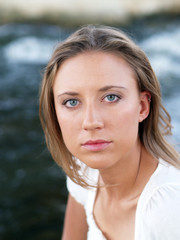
[{"xmin": 0, "ymin": 16, "xmax": 180, "ymax": 239}]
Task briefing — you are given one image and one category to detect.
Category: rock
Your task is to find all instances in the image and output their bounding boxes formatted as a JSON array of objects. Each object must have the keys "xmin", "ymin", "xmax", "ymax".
[{"xmin": 0, "ymin": 0, "xmax": 180, "ymax": 26}]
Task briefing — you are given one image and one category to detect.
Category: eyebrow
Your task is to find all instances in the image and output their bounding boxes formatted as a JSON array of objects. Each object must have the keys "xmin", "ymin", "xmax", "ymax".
[
  {"xmin": 58, "ymin": 85, "xmax": 127, "ymax": 97},
  {"xmin": 98, "ymin": 85, "xmax": 127, "ymax": 92},
  {"xmin": 58, "ymin": 92, "xmax": 79, "ymax": 97}
]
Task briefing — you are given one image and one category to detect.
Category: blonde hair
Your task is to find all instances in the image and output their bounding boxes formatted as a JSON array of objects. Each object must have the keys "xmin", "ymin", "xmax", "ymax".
[{"xmin": 39, "ymin": 25, "xmax": 180, "ymax": 187}]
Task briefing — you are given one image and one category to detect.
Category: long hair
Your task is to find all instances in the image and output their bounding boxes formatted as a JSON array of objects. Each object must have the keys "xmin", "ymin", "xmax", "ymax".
[{"xmin": 39, "ymin": 25, "xmax": 180, "ymax": 187}]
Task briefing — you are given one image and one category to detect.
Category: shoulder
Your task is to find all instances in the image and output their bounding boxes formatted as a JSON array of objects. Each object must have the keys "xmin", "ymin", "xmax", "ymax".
[
  {"xmin": 66, "ymin": 165, "xmax": 99, "ymax": 206},
  {"xmin": 139, "ymin": 160, "xmax": 180, "ymax": 238},
  {"xmin": 142, "ymin": 158, "xmax": 180, "ymax": 199}
]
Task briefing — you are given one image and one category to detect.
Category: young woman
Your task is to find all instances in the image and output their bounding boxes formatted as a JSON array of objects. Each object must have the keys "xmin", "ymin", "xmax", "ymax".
[{"xmin": 39, "ymin": 25, "xmax": 180, "ymax": 240}]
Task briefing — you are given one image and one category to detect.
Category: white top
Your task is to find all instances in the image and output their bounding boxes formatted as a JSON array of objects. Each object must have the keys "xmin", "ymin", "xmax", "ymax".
[{"xmin": 67, "ymin": 159, "xmax": 180, "ymax": 240}]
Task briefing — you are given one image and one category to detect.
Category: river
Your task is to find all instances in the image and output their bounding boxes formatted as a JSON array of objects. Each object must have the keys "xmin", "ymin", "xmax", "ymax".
[{"xmin": 0, "ymin": 16, "xmax": 180, "ymax": 239}]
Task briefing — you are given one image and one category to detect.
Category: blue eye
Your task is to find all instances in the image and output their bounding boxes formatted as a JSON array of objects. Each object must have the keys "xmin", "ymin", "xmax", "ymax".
[
  {"xmin": 64, "ymin": 99, "xmax": 79, "ymax": 108},
  {"xmin": 104, "ymin": 94, "xmax": 120, "ymax": 102}
]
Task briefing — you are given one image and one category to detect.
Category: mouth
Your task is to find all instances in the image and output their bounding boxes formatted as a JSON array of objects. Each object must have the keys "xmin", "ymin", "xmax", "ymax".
[{"xmin": 81, "ymin": 140, "xmax": 112, "ymax": 151}]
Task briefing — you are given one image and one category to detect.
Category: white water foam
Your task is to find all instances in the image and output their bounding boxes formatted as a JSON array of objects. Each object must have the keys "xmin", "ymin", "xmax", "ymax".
[
  {"xmin": 140, "ymin": 27, "xmax": 180, "ymax": 78},
  {"xmin": 3, "ymin": 36, "xmax": 57, "ymax": 64},
  {"xmin": 140, "ymin": 28, "xmax": 180, "ymax": 142}
]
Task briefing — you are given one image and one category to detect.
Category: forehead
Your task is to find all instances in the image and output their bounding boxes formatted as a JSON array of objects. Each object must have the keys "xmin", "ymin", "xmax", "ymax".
[{"xmin": 53, "ymin": 51, "xmax": 137, "ymax": 90}]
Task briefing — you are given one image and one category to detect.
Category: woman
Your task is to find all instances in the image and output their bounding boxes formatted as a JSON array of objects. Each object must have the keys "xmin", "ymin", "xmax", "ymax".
[{"xmin": 39, "ymin": 25, "xmax": 180, "ymax": 240}]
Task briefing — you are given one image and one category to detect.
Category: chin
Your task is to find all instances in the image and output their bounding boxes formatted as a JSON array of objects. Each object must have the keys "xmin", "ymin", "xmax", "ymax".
[{"xmin": 80, "ymin": 156, "xmax": 113, "ymax": 170}]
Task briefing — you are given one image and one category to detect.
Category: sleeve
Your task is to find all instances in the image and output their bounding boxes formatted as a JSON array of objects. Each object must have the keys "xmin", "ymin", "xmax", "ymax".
[
  {"xmin": 66, "ymin": 176, "xmax": 89, "ymax": 206},
  {"xmin": 141, "ymin": 184, "xmax": 180, "ymax": 240}
]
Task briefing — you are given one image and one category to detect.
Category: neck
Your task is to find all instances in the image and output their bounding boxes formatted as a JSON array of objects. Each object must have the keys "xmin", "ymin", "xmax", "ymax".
[{"xmin": 98, "ymin": 143, "xmax": 144, "ymax": 201}]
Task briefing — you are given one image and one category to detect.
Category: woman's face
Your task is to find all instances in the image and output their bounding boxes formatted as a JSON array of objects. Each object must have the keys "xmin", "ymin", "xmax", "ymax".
[{"xmin": 53, "ymin": 51, "xmax": 150, "ymax": 170}]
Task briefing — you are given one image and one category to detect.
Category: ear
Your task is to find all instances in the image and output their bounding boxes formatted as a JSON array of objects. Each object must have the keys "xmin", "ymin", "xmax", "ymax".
[{"xmin": 138, "ymin": 91, "xmax": 151, "ymax": 123}]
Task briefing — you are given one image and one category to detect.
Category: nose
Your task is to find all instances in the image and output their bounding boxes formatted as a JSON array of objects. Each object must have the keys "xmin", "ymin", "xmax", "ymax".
[{"xmin": 82, "ymin": 104, "xmax": 104, "ymax": 131}]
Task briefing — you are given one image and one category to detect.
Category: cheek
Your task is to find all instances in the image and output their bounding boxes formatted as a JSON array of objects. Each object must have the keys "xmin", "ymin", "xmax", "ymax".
[
  {"xmin": 114, "ymin": 105, "xmax": 140, "ymax": 135},
  {"xmin": 56, "ymin": 113, "xmax": 79, "ymax": 151},
  {"xmin": 57, "ymin": 117, "xmax": 71, "ymax": 140}
]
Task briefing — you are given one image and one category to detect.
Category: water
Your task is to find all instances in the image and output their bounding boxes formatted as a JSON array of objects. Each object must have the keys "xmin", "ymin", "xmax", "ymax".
[
  {"xmin": 0, "ymin": 17, "xmax": 180, "ymax": 239},
  {"xmin": 0, "ymin": 24, "xmax": 70, "ymax": 240}
]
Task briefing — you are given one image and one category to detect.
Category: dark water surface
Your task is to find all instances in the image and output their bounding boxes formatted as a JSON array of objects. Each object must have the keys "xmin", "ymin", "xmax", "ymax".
[{"xmin": 0, "ymin": 17, "xmax": 180, "ymax": 239}]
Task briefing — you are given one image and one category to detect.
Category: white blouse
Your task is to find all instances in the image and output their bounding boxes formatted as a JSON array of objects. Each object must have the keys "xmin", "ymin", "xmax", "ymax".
[{"xmin": 67, "ymin": 159, "xmax": 180, "ymax": 240}]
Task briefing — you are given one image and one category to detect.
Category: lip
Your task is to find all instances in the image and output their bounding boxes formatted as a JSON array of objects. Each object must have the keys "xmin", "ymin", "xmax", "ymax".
[{"xmin": 81, "ymin": 140, "xmax": 112, "ymax": 151}]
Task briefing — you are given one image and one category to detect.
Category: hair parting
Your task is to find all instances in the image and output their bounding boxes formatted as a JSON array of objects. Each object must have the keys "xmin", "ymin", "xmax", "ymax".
[{"xmin": 39, "ymin": 25, "xmax": 180, "ymax": 188}]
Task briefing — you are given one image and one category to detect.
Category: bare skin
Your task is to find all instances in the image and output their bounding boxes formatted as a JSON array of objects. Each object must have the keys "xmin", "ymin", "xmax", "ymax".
[
  {"xmin": 62, "ymin": 149, "xmax": 158, "ymax": 240},
  {"xmin": 62, "ymin": 194, "xmax": 88, "ymax": 240},
  {"xmin": 54, "ymin": 52, "xmax": 158, "ymax": 239},
  {"xmin": 93, "ymin": 147, "xmax": 158, "ymax": 240}
]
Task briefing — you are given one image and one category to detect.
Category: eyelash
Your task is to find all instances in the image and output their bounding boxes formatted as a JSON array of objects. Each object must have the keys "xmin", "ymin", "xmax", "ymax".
[
  {"xmin": 102, "ymin": 94, "xmax": 121, "ymax": 103},
  {"xmin": 62, "ymin": 94, "xmax": 121, "ymax": 108},
  {"xmin": 62, "ymin": 99, "xmax": 80, "ymax": 108}
]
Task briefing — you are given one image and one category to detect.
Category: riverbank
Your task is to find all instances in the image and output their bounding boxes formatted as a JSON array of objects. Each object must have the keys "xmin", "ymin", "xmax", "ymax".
[
  {"xmin": 1, "ymin": 15, "xmax": 180, "ymax": 239},
  {"xmin": 0, "ymin": 0, "xmax": 180, "ymax": 26}
]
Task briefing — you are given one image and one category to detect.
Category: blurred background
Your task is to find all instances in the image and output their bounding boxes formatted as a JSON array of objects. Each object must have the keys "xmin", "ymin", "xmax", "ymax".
[{"xmin": 0, "ymin": 0, "xmax": 180, "ymax": 239}]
